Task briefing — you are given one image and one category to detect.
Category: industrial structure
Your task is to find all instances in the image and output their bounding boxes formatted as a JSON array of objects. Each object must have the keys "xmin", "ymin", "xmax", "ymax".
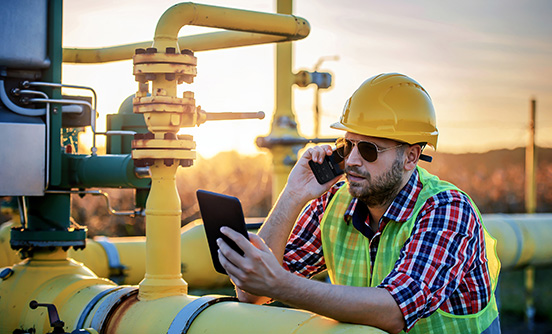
[{"xmin": 0, "ymin": 1, "xmax": 550, "ymax": 333}]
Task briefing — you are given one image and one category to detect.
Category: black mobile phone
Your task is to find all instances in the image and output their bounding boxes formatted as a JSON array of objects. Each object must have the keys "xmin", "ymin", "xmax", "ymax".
[
  {"xmin": 196, "ymin": 190, "xmax": 250, "ymax": 275},
  {"xmin": 308, "ymin": 150, "xmax": 344, "ymax": 184}
]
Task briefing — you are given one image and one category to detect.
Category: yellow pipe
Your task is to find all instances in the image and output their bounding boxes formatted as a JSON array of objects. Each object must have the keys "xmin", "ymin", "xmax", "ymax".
[
  {"xmin": 0, "ymin": 255, "xmax": 383, "ymax": 333},
  {"xmin": 152, "ymin": 2, "xmax": 309, "ymax": 51},
  {"xmin": 4, "ymin": 214, "xmax": 552, "ymax": 284},
  {"xmin": 1, "ymin": 220, "xmax": 232, "ymax": 288},
  {"xmin": 484, "ymin": 214, "xmax": 552, "ymax": 270},
  {"xmin": 138, "ymin": 161, "xmax": 187, "ymax": 300},
  {"xmin": 72, "ymin": 222, "xmax": 228, "ymax": 289},
  {"xmin": 0, "ymin": 220, "xmax": 21, "ymax": 267},
  {"xmin": 0, "ymin": 249, "xmax": 116, "ymax": 334},
  {"xmin": 98, "ymin": 293, "xmax": 384, "ymax": 333},
  {"xmin": 132, "ymin": 2, "xmax": 310, "ymax": 302},
  {"xmin": 269, "ymin": 0, "xmax": 304, "ymax": 201},
  {"xmin": 64, "ymin": 31, "xmax": 296, "ymax": 64},
  {"xmin": 63, "ymin": 2, "xmax": 310, "ymax": 64}
]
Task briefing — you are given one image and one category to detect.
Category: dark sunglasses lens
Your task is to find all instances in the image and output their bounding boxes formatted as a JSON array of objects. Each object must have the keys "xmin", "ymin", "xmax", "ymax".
[
  {"xmin": 335, "ymin": 138, "xmax": 348, "ymax": 158},
  {"xmin": 357, "ymin": 141, "xmax": 378, "ymax": 162},
  {"xmin": 336, "ymin": 138, "xmax": 378, "ymax": 162}
]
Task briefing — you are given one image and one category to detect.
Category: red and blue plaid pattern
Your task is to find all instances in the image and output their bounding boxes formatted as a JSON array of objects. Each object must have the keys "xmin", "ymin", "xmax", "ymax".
[{"xmin": 283, "ymin": 169, "xmax": 491, "ymax": 331}]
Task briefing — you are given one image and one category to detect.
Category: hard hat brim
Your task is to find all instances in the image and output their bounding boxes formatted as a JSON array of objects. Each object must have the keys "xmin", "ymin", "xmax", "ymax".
[{"xmin": 330, "ymin": 121, "xmax": 438, "ymax": 149}]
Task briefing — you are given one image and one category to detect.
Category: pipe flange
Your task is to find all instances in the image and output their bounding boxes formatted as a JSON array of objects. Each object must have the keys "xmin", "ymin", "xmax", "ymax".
[
  {"xmin": 132, "ymin": 149, "xmax": 196, "ymax": 161},
  {"xmin": 133, "ymin": 95, "xmax": 196, "ymax": 114},
  {"xmin": 133, "ymin": 49, "xmax": 197, "ymax": 84}
]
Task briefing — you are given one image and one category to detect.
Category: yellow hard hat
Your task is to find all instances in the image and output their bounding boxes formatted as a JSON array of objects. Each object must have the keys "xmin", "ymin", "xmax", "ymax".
[{"xmin": 331, "ymin": 73, "xmax": 438, "ymax": 148}]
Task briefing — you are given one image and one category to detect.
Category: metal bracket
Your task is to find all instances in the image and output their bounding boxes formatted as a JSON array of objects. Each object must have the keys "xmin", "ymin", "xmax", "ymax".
[
  {"xmin": 94, "ymin": 236, "xmax": 127, "ymax": 284},
  {"xmin": 167, "ymin": 296, "xmax": 238, "ymax": 334}
]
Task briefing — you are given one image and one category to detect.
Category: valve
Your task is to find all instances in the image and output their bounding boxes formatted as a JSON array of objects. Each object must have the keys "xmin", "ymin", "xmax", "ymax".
[
  {"xmin": 29, "ymin": 300, "xmax": 65, "ymax": 334},
  {"xmin": 130, "ymin": 46, "xmax": 265, "ymax": 170},
  {"xmin": 294, "ymin": 70, "xmax": 332, "ymax": 89},
  {"xmin": 27, "ymin": 301, "xmax": 100, "ymax": 334}
]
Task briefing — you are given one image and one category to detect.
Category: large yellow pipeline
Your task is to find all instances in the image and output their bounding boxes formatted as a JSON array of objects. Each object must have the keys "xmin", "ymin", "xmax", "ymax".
[
  {"xmin": 3, "ymin": 214, "xmax": 552, "ymax": 285},
  {"xmin": 0, "ymin": 220, "xmax": 228, "ymax": 288},
  {"xmin": 0, "ymin": 249, "xmax": 117, "ymax": 333},
  {"xmin": 484, "ymin": 214, "xmax": 552, "ymax": 270},
  {"xmin": 4, "ymin": 214, "xmax": 552, "ymax": 332},
  {"xmin": 69, "ymin": 221, "xmax": 228, "ymax": 288},
  {"xmin": 0, "ymin": 251, "xmax": 383, "ymax": 333}
]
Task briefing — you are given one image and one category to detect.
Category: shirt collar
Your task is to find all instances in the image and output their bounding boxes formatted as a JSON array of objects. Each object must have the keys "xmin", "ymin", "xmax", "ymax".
[{"xmin": 343, "ymin": 168, "xmax": 422, "ymax": 224}]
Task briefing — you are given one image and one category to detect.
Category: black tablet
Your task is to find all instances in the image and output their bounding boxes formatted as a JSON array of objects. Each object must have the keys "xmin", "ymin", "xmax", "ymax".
[{"xmin": 196, "ymin": 190, "xmax": 250, "ymax": 275}]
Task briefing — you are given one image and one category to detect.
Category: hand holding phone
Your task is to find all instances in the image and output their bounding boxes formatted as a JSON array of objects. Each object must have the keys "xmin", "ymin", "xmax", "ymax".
[{"xmin": 308, "ymin": 150, "xmax": 344, "ymax": 184}]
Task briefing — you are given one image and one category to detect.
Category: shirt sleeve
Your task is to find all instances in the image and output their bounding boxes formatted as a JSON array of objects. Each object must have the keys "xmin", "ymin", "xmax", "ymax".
[
  {"xmin": 282, "ymin": 182, "xmax": 344, "ymax": 278},
  {"xmin": 378, "ymin": 190, "xmax": 485, "ymax": 331}
]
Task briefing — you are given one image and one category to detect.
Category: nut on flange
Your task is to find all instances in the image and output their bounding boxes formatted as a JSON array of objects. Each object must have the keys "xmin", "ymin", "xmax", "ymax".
[
  {"xmin": 132, "ymin": 132, "xmax": 196, "ymax": 168},
  {"xmin": 133, "ymin": 48, "xmax": 197, "ymax": 84}
]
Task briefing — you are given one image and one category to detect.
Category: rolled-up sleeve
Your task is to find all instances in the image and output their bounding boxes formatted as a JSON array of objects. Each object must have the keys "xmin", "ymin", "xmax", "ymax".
[{"xmin": 378, "ymin": 191, "xmax": 485, "ymax": 331}]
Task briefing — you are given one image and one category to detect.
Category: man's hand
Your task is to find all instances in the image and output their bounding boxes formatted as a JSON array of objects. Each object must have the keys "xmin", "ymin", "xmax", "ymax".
[
  {"xmin": 217, "ymin": 227, "xmax": 406, "ymax": 333},
  {"xmin": 284, "ymin": 145, "xmax": 343, "ymax": 204},
  {"xmin": 218, "ymin": 228, "xmax": 288, "ymax": 300}
]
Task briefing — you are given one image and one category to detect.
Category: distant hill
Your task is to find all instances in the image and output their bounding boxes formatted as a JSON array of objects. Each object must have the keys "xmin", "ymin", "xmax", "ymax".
[{"xmin": 420, "ymin": 147, "xmax": 552, "ymax": 213}]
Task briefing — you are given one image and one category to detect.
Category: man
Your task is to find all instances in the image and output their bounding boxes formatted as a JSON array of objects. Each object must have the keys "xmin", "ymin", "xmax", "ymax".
[{"xmin": 217, "ymin": 73, "xmax": 501, "ymax": 333}]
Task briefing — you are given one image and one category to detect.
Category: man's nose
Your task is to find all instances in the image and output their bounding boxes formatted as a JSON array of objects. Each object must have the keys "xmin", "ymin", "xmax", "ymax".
[{"xmin": 345, "ymin": 144, "xmax": 363, "ymax": 167}]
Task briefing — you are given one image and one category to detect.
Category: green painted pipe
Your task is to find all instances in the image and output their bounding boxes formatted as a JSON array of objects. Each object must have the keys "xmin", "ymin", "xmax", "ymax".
[{"xmin": 62, "ymin": 153, "xmax": 150, "ymax": 189}]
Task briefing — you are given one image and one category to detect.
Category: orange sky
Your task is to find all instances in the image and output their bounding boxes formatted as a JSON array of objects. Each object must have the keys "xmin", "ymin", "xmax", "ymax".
[{"xmin": 62, "ymin": 0, "xmax": 552, "ymax": 158}]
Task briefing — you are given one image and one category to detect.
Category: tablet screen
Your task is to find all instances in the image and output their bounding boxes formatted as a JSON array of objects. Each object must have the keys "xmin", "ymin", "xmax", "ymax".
[{"xmin": 196, "ymin": 190, "xmax": 250, "ymax": 275}]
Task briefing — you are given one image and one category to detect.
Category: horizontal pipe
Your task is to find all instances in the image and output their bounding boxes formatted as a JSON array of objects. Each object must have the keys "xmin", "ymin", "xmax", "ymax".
[
  {"xmin": 0, "ymin": 248, "xmax": 118, "ymax": 334},
  {"xmin": 0, "ymin": 253, "xmax": 383, "ymax": 333},
  {"xmin": 63, "ymin": 3, "xmax": 310, "ymax": 65},
  {"xmin": 68, "ymin": 221, "xmax": 229, "ymax": 289},
  {"xmin": 3, "ymin": 213, "xmax": 551, "ymax": 289},
  {"xmin": 63, "ymin": 31, "xmax": 294, "ymax": 64},
  {"xmin": 3, "ymin": 214, "xmax": 552, "ymax": 288},
  {"xmin": 153, "ymin": 2, "xmax": 309, "ymax": 50},
  {"xmin": 483, "ymin": 213, "xmax": 552, "ymax": 270},
  {"xmin": 62, "ymin": 154, "xmax": 150, "ymax": 189}
]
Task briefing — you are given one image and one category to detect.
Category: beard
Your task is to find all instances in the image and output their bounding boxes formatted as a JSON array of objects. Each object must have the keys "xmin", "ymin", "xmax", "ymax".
[{"xmin": 345, "ymin": 156, "xmax": 405, "ymax": 207}]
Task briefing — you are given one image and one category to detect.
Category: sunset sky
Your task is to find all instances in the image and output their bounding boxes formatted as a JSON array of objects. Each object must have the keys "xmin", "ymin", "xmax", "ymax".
[{"xmin": 62, "ymin": 0, "xmax": 552, "ymax": 158}]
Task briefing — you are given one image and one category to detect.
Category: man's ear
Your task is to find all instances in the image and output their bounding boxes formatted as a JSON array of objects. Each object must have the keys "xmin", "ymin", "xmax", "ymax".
[{"xmin": 404, "ymin": 145, "xmax": 421, "ymax": 171}]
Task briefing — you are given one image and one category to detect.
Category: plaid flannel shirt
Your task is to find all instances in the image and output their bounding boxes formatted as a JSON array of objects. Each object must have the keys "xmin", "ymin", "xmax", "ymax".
[{"xmin": 283, "ymin": 169, "xmax": 492, "ymax": 330}]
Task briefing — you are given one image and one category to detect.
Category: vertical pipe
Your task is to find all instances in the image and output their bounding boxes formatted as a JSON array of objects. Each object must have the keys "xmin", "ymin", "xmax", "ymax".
[
  {"xmin": 524, "ymin": 98, "xmax": 537, "ymax": 329},
  {"xmin": 270, "ymin": 0, "xmax": 302, "ymax": 202},
  {"xmin": 314, "ymin": 87, "xmax": 320, "ymax": 138},
  {"xmin": 45, "ymin": 0, "xmax": 63, "ymax": 187},
  {"xmin": 138, "ymin": 161, "xmax": 187, "ymax": 300}
]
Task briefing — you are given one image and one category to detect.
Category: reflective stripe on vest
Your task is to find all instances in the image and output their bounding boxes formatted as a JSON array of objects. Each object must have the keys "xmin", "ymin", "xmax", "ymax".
[{"xmin": 320, "ymin": 166, "xmax": 501, "ymax": 334}]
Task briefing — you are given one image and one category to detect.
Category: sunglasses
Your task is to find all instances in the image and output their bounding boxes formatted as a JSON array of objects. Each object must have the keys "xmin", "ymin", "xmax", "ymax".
[{"xmin": 335, "ymin": 137, "xmax": 403, "ymax": 163}]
